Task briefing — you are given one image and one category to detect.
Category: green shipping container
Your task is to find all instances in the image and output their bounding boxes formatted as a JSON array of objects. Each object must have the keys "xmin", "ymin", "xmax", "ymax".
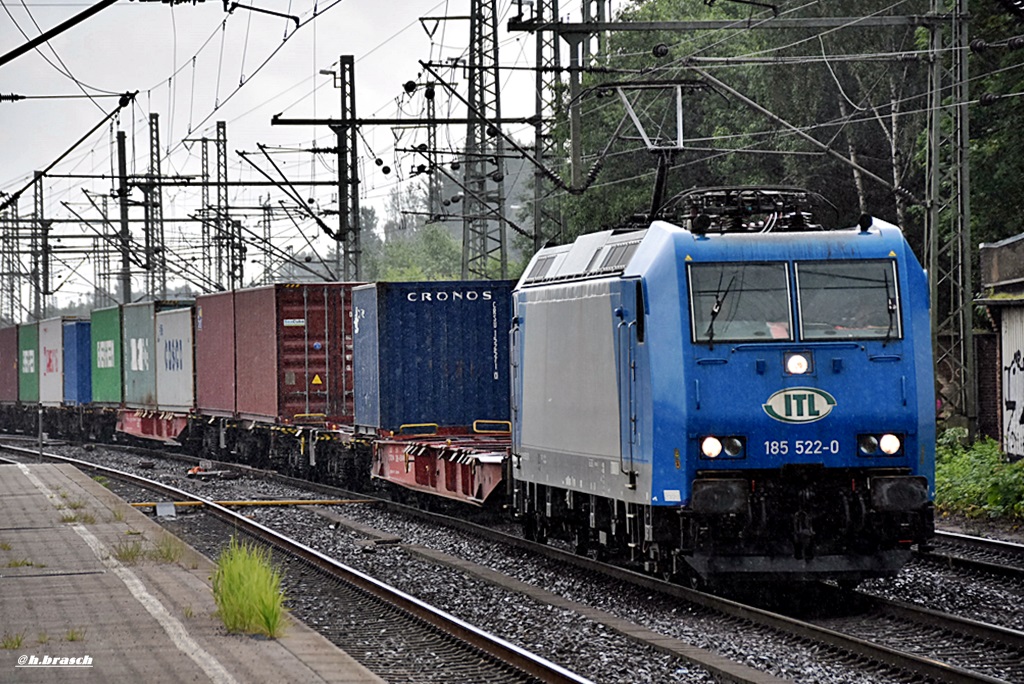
[
  {"xmin": 91, "ymin": 306, "xmax": 123, "ymax": 406},
  {"xmin": 18, "ymin": 323, "xmax": 38, "ymax": 403}
]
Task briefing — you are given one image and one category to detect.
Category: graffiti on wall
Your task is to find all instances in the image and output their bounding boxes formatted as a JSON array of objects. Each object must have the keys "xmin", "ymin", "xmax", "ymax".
[{"xmin": 1003, "ymin": 346, "xmax": 1024, "ymax": 458}]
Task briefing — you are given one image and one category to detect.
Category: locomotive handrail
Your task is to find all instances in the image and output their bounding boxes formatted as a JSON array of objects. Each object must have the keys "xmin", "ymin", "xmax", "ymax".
[
  {"xmin": 509, "ymin": 317, "xmax": 521, "ymax": 455},
  {"xmin": 615, "ymin": 317, "xmax": 638, "ymax": 487},
  {"xmin": 626, "ymin": 320, "xmax": 638, "ymax": 487}
]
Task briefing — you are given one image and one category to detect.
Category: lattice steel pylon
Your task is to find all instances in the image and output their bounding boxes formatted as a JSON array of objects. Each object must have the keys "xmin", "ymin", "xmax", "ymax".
[
  {"xmin": 145, "ymin": 112, "xmax": 167, "ymax": 298},
  {"xmin": 531, "ymin": 0, "xmax": 566, "ymax": 252},
  {"xmin": 334, "ymin": 55, "xmax": 361, "ymax": 282},
  {"xmin": 0, "ymin": 201, "xmax": 20, "ymax": 325},
  {"xmin": 200, "ymin": 137, "xmax": 213, "ymax": 287},
  {"xmin": 462, "ymin": 0, "xmax": 508, "ymax": 279},
  {"xmin": 926, "ymin": 0, "xmax": 976, "ymax": 432},
  {"xmin": 32, "ymin": 171, "xmax": 45, "ymax": 320},
  {"xmin": 214, "ymin": 121, "xmax": 242, "ymax": 290}
]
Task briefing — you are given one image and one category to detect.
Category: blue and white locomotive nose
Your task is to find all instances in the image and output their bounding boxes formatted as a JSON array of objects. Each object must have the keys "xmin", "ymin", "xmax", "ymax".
[{"xmin": 680, "ymin": 229, "xmax": 928, "ymax": 474}]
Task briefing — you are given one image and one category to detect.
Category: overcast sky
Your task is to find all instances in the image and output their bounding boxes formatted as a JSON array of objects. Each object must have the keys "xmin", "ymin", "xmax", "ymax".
[{"xmin": 1, "ymin": 0, "xmax": 573, "ymax": 306}]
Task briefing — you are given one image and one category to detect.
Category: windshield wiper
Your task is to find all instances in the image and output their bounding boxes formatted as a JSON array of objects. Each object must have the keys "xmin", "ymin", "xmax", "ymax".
[
  {"xmin": 882, "ymin": 269, "xmax": 897, "ymax": 346},
  {"xmin": 705, "ymin": 274, "xmax": 735, "ymax": 348}
]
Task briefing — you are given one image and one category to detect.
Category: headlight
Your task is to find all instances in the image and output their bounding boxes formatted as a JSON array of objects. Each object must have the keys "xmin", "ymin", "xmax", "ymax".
[
  {"xmin": 701, "ymin": 435, "xmax": 746, "ymax": 459},
  {"xmin": 879, "ymin": 433, "xmax": 901, "ymax": 455},
  {"xmin": 858, "ymin": 433, "xmax": 904, "ymax": 456},
  {"xmin": 701, "ymin": 436, "xmax": 723, "ymax": 458},
  {"xmin": 785, "ymin": 353, "xmax": 810, "ymax": 375},
  {"xmin": 858, "ymin": 435, "xmax": 879, "ymax": 455}
]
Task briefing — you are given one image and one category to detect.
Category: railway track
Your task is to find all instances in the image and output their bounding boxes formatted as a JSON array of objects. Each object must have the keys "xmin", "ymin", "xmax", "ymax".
[
  {"xmin": 377, "ymin": 501, "xmax": 1024, "ymax": 684},
  {"xmin": 918, "ymin": 531, "xmax": 1024, "ymax": 582},
  {"xmin": 6, "ymin": 438, "xmax": 1024, "ymax": 684},
  {"xmin": 0, "ymin": 444, "xmax": 591, "ymax": 684}
]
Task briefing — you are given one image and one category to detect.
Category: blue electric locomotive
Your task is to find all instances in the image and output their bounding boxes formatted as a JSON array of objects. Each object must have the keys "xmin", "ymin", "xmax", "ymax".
[{"xmin": 510, "ymin": 188, "xmax": 934, "ymax": 585}]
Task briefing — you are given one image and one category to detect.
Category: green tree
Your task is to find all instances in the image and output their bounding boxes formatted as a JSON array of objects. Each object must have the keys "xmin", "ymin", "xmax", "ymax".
[
  {"xmin": 555, "ymin": 0, "xmax": 932, "ymax": 241},
  {"xmin": 968, "ymin": 4, "xmax": 1024, "ymax": 249},
  {"xmin": 376, "ymin": 222, "xmax": 461, "ymax": 281}
]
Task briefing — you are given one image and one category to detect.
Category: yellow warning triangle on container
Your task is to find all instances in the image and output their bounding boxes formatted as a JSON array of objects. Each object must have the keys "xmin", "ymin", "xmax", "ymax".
[{"xmin": 311, "ymin": 374, "xmax": 323, "ymax": 385}]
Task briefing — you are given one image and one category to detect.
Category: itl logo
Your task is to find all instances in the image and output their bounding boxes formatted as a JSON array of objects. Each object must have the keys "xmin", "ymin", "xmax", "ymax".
[{"xmin": 763, "ymin": 387, "xmax": 836, "ymax": 424}]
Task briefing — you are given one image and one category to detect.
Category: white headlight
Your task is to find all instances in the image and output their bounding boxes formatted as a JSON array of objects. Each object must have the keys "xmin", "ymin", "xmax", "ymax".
[
  {"xmin": 701, "ymin": 436, "xmax": 723, "ymax": 458},
  {"xmin": 786, "ymin": 354, "xmax": 809, "ymax": 374},
  {"xmin": 879, "ymin": 433, "xmax": 901, "ymax": 455}
]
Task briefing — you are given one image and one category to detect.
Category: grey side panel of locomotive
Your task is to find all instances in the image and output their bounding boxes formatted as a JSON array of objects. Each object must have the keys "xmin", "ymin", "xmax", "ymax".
[{"xmin": 517, "ymin": 278, "xmax": 649, "ymax": 500}]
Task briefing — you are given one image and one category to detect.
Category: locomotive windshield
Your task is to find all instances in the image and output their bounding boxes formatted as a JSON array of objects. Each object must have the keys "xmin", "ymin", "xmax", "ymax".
[
  {"xmin": 688, "ymin": 262, "xmax": 792, "ymax": 343},
  {"xmin": 796, "ymin": 260, "xmax": 901, "ymax": 341}
]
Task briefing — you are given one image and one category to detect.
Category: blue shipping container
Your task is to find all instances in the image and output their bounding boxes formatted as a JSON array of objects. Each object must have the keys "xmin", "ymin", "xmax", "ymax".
[
  {"xmin": 353, "ymin": 280, "xmax": 514, "ymax": 433},
  {"xmin": 63, "ymin": 320, "xmax": 92, "ymax": 406}
]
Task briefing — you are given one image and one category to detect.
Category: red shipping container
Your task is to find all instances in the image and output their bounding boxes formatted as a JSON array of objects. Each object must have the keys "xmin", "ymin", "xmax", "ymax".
[
  {"xmin": 195, "ymin": 291, "xmax": 236, "ymax": 417},
  {"xmin": 233, "ymin": 283, "xmax": 356, "ymax": 425},
  {"xmin": 0, "ymin": 326, "xmax": 17, "ymax": 403}
]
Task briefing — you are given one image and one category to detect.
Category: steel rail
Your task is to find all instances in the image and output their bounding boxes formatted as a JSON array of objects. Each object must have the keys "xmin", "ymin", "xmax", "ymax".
[
  {"xmin": 0, "ymin": 445, "xmax": 593, "ymax": 684},
  {"xmin": 919, "ymin": 531, "xmax": 1024, "ymax": 582}
]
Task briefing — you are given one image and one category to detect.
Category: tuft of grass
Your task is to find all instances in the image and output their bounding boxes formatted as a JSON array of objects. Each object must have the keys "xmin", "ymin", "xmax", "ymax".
[
  {"xmin": 6, "ymin": 558, "xmax": 34, "ymax": 568},
  {"xmin": 92, "ymin": 475, "xmax": 110, "ymax": 488},
  {"xmin": 212, "ymin": 537, "xmax": 288, "ymax": 638},
  {"xmin": 112, "ymin": 541, "xmax": 145, "ymax": 565},
  {"xmin": 149, "ymin": 534, "xmax": 184, "ymax": 564},
  {"xmin": 0, "ymin": 542, "xmax": 11, "ymax": 551},
  {"xmin": 183, "ymin": 605, "xmax": 194, "ymax": 619},
  {"xmin": 59, "ymin": 512, "xmax": 96, "ymax": 524},
  {"xmin": 112, "ymin": 507, "xmax": 126, "ymax": 523},
  {"xmin": 935, "ymin": 427, "xmax": 1024, "ymax": 520},
  {"xmin": 64, "ymin": 628, "xmax": 86, "ymax": 642},
  {"xmin": 37, "ymin": 632, "xmax": 49, "ymax": 644},
  {"xmin": 65, "ymin": 500, "xmax": 86, "ymax": 510},
  {"xmin": 1, "ymin": 632, "xmax": 25, "ymax": 650}
]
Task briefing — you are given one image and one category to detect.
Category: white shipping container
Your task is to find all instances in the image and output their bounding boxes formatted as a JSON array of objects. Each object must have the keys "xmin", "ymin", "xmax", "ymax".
[
  {"xmin": 156, "ymin": 308, "xmax": 195, "ymax": 413},
  {"xmin": 39, "ymin": 317, "xmax": 65, "ymax": 407}
]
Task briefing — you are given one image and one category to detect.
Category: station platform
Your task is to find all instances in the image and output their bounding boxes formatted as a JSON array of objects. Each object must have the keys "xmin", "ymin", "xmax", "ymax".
[{"xmin": 0, "ymin": 463, "xmax": 385, "ymax": 683}]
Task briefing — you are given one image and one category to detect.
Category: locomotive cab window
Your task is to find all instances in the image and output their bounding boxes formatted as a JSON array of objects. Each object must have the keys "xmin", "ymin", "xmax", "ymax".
[
  {"xmin": 795, "ymin": 260, "xmax": 902, "ymax": 341},
  {"xmin": 688, "ymin": 262, "xmax": 792, "ymax": 343}
]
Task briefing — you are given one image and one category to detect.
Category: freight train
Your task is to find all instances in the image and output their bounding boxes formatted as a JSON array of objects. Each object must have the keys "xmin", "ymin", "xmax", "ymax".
[{"xmin": 0, "ymin": 187, "xmax": 935, "ymax": 587}]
